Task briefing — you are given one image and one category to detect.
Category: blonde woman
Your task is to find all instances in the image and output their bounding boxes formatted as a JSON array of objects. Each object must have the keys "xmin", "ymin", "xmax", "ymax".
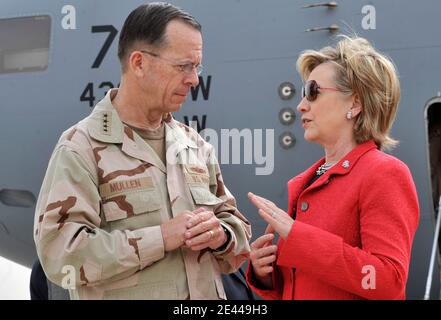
[{"xmin": 246, "ymin": 37, "xmax": 420, "ymax": 300}]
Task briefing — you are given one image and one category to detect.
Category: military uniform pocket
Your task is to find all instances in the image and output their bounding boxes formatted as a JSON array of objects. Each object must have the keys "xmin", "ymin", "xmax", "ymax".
[
  {"xmin": 99, "ymin": 177, "xmax": 161, "ymax": 220},
  {"xmin": 103, "ymin": 280, "xmax": 178, "ymax": 300},
  {"xmin": 102, "ymin": 188, "xmax": 161, "ymax": 222},
  {"xmin": 188, "ymin": 185, "xmax": 224, "ymax": 206},
  {"xmin": 184, "ymin": 167, "xmax": 224, "ymax": 209},
  {"xmin": 101, "ymin": 185, "xmax": 163, "ymax": 231}
]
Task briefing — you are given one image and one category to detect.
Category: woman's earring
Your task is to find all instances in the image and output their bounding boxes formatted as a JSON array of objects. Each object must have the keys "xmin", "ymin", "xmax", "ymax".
[{"xmin": 346, "ymin": 111, "xmax": 352, "ymax": 120}]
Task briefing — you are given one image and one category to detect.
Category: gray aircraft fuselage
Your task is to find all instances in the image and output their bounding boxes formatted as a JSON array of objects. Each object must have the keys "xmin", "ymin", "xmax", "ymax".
[{"xmin": 0, "ymin": 0, "xmax": 440, "ymax": 299}]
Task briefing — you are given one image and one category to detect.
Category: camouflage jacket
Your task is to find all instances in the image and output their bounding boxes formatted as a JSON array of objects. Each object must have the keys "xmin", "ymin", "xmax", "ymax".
[{"xmin": 34, "ymin": 89, "xmax": 251, "ymax": 300}]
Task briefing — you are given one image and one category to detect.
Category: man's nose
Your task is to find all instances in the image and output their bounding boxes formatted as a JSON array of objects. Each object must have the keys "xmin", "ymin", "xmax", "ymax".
[{"xmin": 185, "ymin": 69, "xmax": 200, "ymax": 88}]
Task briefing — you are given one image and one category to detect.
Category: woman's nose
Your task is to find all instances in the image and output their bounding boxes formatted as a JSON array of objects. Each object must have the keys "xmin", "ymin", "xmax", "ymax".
[{"xmin": 297, "ymin": 97, "xmax": 309, "ymax": 113}]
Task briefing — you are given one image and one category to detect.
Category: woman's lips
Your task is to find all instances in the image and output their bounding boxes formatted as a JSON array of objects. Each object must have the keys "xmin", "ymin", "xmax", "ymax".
[{"xmin": 302, "ymin": 119, "xmax": 312, "ymax": 127}]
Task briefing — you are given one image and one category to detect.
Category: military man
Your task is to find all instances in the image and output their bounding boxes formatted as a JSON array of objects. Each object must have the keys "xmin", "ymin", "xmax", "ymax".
[{"xmin": 34, "ymin": 2, "xmax": 251, "ymax": 300}]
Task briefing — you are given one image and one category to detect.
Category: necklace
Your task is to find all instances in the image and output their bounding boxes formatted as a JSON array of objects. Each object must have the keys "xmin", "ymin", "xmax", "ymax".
[{"xmin": 316, "ymin": 162, "xmax": 335, "ymax": 176}]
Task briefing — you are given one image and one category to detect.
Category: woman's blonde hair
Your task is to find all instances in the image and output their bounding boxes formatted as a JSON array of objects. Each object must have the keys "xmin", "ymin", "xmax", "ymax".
[{"xmin": 297, "ymin": 36, "xmax": 400, "ymax": 150}]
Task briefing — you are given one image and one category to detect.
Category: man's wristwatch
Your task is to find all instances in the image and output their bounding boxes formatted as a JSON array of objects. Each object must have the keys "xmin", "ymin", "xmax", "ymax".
[{"xmin": 214, "ymin": 225, "xmax": 231, "ymax": 252}]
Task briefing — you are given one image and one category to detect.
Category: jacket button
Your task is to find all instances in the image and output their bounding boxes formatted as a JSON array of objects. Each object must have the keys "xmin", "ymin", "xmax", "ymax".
[{"xmin": 300, "ymin": 201, "xmax": 309, "ymax": 212}]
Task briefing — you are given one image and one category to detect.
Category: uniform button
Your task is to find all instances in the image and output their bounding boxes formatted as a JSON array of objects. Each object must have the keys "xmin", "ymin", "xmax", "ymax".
[{"xmin": 300, "ymin": 201, "xmax": 309, "ymax": 212}]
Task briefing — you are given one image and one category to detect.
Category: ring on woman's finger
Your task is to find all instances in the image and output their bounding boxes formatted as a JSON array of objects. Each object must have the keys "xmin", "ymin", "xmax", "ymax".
[
  {"xmin": 208, "ymin": 230, "xmax": 214, "ymax": 239},
  {"xmin": 271, "ymin": 211, "xmax": 277, "ymax": 218}
]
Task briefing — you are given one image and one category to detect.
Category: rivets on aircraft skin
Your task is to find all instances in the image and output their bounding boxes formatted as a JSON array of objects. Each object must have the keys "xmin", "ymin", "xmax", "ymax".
[
  {"xmin": 302, "ymin": 1, "xmax": 338, "ymax": 9},
  {"xmin": 305, "ymin": 24, "xmax": 339, "ymax": 33},
  {"xmin": 279, "ymin": 132, "xmax": 296, "ymax": 149},
  {"xmin": 278, "ymin": 82, "xmax": 296, "ymax": 100},
  {"xmin": 279, "ymin": 108, "xmax": 296, "ymax": 125}
]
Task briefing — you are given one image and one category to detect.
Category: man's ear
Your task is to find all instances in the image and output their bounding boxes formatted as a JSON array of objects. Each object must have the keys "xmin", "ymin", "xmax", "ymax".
[
  {"xmin": 351, "ymin": 94, "xmax": 363, "ymax": 117},
  {"xmin": 128, "ymin": 51, "xmax": 145, "ymax": 77}
]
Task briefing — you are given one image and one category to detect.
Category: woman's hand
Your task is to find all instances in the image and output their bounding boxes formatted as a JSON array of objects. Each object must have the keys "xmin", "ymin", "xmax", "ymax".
[
  {"xmin": 248, "ymin": 192, "xmax": 294, "ymax": 239},
  {"xmin": 250, "ymin": 229, "xmax": 277, "ymax": 288}
]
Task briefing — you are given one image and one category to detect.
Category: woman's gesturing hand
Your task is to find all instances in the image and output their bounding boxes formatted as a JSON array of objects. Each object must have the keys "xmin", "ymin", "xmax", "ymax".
[{"xmin": 248, "ymin": 192, "xmax": 294, "ymax": 239}]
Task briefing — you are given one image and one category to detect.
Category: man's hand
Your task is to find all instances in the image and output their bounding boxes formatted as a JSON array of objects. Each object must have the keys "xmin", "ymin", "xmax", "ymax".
[
  {"xmin": 184, "ymin": 210, "xmax": 227, "ymax": 251},
  {"xmin": 160, "ymin": 208, "xmax": 205, "ymax": 252}
]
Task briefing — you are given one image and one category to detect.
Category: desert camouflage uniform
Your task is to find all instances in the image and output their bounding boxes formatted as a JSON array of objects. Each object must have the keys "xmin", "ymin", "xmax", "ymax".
[{"xmin": 34, "ymin": 89, "xmax": 251, "ymax": 300}]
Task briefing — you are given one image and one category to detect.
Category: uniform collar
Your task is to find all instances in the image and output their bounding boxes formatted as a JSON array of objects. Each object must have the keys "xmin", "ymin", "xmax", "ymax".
[
  {"xmin": 87, "ymin": 89, "xmax": 124, "ymax": 143},
  {"xmin": 87, "ymin": 89, "xmax": 197, "ymax": 172}
]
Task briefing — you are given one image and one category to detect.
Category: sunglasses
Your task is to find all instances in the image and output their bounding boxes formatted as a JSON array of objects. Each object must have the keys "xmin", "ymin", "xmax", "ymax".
[{"xmin": 302, "ymin": 80, "xmax": 343, "ymax": 102}]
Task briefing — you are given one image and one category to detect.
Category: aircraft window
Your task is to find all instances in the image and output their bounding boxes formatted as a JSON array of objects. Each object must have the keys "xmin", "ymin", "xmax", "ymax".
[{"xmin": 0, "ymin": 15, "xmax": 51, "ymax": 74}]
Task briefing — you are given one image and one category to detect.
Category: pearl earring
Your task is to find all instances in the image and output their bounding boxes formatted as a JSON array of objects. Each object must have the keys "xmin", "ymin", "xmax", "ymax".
[{"xmin": 346, "ymin": 111, "xmax": 352, "ymax": 120}]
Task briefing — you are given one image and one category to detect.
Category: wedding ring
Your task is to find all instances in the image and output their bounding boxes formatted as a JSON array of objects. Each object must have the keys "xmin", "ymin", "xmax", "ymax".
[
  {"xmin": 271, "ymin": 211, "xmax": 277, "ymax": 218},
  {"xmin": 209, "ymin": 230, "xmax": 214, "ymax": 239}
]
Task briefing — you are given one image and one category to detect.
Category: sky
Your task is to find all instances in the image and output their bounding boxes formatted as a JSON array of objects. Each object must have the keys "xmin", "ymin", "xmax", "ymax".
[{"xmin": 0, "ymin": 256, "xmax": 31, "ymax": 300}]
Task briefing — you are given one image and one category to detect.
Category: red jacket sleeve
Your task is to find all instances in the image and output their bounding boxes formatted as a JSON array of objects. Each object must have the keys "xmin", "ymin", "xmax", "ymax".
[
  {"xmin": 277, "ymin": 160, "xmax": 420, "ymax": 299},
  {"xmin": 246, "ymin": 262, "xmax": 283, "ymax": 300}
]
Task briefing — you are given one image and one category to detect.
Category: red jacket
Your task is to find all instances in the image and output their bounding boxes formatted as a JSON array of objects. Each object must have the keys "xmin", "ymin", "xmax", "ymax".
[{"xmin": 247, "ymin": 140, "xmax": 420, "ymax": 299}]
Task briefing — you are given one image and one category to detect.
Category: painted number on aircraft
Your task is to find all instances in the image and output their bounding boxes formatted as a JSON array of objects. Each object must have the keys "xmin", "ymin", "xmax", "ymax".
[
  {"xmin": 80, "ymin": 82, "xmax": 118, "ymax": 107},
  {"xmin": 91, "ymin": 25, "xmax": 118, "ymax": 68}
]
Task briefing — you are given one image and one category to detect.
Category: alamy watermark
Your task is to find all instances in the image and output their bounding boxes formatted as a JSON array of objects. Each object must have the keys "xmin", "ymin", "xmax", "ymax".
[
  {"xmin": 166, "ymin": 122, "xmax": 275, "ymax": 176},
  {"xmin": 362, "ymin": 5, "xmax": 376, "ymax": 30},
  {"xmin": 361, "ymin": 265, "xmax": 376, "ymax": 290},
  {"xmin": 202, "ymin": 127, "xmax": 274, "ymax": 176},
  {"xmin": 61, "ymin": 265, "xmax": 76, "ymax": 290}
]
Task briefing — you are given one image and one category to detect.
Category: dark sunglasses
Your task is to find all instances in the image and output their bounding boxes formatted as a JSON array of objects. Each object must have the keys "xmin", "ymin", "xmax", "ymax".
[{"xmin": 302, "ymin": 80, "xmax": 343, "ymax": 102}]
